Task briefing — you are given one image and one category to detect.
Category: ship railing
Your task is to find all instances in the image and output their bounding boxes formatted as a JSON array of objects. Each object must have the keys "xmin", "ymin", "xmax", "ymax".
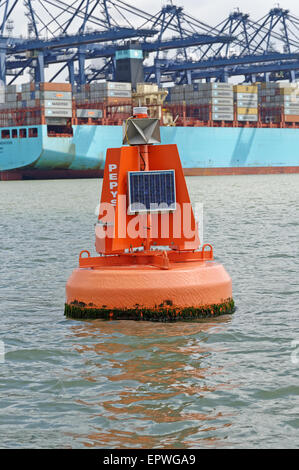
[{"xmin": 0, "ymin": 106, "xmax": 42, "ymax": 128}]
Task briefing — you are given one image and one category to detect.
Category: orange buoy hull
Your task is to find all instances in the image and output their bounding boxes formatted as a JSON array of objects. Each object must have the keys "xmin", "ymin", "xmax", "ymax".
[{"xmin": 65, "ymin": 261, "xmax": 234, "ymax": 321}]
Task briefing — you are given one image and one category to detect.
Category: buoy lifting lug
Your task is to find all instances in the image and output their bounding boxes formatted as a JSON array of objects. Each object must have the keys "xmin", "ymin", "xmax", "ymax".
[{"xmin": 79, "ymin": 250, "xmax": 91, "ymax": 259}]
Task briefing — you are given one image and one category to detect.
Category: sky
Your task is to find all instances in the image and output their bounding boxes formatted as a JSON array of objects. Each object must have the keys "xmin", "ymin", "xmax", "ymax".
[
  {"xmin": 6, "ymin": 0, "xmax": 299, "ymax": 34},
  {"xmin": 128, "ymin": 0, "xmax": 299, "ymax": 24},
  {"xmin": 5, "ymin": 0, "xmax": 299, "ymax": 37}
]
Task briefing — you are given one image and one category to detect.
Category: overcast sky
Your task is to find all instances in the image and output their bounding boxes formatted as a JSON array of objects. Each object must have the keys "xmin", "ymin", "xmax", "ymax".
[
  {"xmin": 7, "ymin": 0, "xmax": 299, "ymax": 36},
  {"xmin": 130, "ymin": 0, "xmax": 299, "ymax": 23}
]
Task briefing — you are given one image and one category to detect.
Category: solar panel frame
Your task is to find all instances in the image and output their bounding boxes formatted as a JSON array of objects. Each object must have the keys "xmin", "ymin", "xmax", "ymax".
[{"xmin": 127, "ymin": 170, "xmax": 176, "ymax": 214}]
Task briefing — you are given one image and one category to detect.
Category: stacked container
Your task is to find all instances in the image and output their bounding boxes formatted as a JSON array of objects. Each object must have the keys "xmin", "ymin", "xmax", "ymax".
[
  {"xmin": 76, "ymin": 109, "xmax": 103, "ymax": 119},
  {"xmin": 259, "ymin": 82, "xmax": 299, "ymax": 123},
  {"xmin": 89, "ymin": 82, "xmax": 132, "ymax": 104},
  {"xmin": 169, "ymin": 82, "xmax": 234, "ymax": 121},
  {"xmin": 0, "ymin": 82, "xmax": 73, "ymax": 126},
  {"xmin": 73, "ymin": 84, "xmax": 103, "ymax": 119},
  {"xmin": 274, "ymin": 82, "xmax": 299, "ymax": 123},
  {"xmin": 0, "ymin": 84, "xmax": 41, "ymax": 126},
  {"xmin": 0, "ymin": 84, "xmax": 18, "ymax": 111},
  {"xmin": 73, "ymin": 81, "xmax": 132, "ymax": 116},
  {"xmin": 39, "ymin": 82, "xmax": 73, "ymax": 126},
  {"xmin": 197, "ymin": 83, "xmax": 234, "ymax": 121},
  {"xmin": 169, "ymin": 84, "xmax": 201, "ymax": 104},
  {"xmin": 183, "ymin": 84, "xmax": 199, "ymax": 105},
  {"xmin": 19, "ymin": 82, "xmax": 38, "ymax": 110},
  {"xmin": 233, "ymin": 84, "xmax": 258, "ymax": 121},
  {"xmin": 169, "ymin": 85, "xmax": 187, "ymax": 104},
  {"xmin": 260, "ymin": 82, "xmax": 281, "ymax": 123},
  {"xmin": 0, "ymin": 85, "xmax": 22, "ymax": 126},
  {"xmin": 73, "ymin": 84, "xmax": 90, "ymax": 104},
  {"xmin": 2, "ymin": 78, "xmax": 299, "ymax": 128},
  {"xmin": 0, "ymin": 84, "xmax": 5, "ymax": 104}
]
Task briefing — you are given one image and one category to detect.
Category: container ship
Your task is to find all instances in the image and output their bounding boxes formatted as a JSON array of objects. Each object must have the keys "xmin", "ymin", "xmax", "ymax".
[{"xmin": 1, "ymin": 80, "xmax": 299, "ymax": 181}]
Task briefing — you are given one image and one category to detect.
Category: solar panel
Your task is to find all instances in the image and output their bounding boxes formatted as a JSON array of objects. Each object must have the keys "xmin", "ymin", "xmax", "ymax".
[{"xmin": 128, "ymin": 170, "xmax": 176, "ymax": 213}]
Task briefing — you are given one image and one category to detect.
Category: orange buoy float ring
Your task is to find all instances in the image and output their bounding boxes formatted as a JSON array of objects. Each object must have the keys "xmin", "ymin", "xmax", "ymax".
[{"xmin": 65, "ymin": 251, "xmax": 234, "ymax": 321}]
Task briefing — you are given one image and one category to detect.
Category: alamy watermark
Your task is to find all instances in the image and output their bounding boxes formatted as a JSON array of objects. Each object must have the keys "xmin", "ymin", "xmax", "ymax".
[{"xmin": 94, "ymin": 197, "xmax": 204, "ymax": 245}]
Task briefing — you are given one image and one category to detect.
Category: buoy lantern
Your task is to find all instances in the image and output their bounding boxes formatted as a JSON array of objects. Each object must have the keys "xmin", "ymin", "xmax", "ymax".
[{"xmin": 65, "ymin": 107, "xmax": 234, "ymax": 321}]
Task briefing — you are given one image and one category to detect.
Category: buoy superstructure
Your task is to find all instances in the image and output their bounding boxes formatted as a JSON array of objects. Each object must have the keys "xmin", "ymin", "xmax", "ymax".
[{"xmin": 65, "ymin": 107, "xmax": 234, "ymax": 321}]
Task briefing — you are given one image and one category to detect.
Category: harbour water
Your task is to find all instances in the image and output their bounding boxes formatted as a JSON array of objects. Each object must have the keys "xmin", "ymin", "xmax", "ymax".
[{"xmin": 0, "ymin": 174, "xmax": 298, "ymax": 448}]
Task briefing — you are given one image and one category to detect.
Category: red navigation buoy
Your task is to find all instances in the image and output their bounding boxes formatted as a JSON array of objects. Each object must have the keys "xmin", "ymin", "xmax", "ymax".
[{"xmin": 65, "ymin": 107, "xmax": 234, "ymax": 321}]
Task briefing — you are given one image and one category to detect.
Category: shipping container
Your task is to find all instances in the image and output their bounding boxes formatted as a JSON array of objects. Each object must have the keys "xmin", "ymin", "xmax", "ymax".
[
  {"xmin": 90, "ymin": 81, "xmax": 131, "ymax": 91},
  {"xmin": 276, "ymin": 96, "xmax": 299, "ymax": 102},
  {"xmin": 235, "ymin": 100, "xmax": 259, "ymax": 107},
  {"xmin": 284, "ymin": 108, "xmax": 299, "ymax": 114},
  {"xmin": 44, "ymin": 108, "xmax": 72, "ymax": 117},
  {"xmin": 235, "ymin": 93, "xmax": 258, "ymax": 100},
  {"xmin": 196, "ymin": 98, "xmax": 232, "ymax": 105},
  {"xmin": 209, "ymin": 90, "xmax": 234, "ymax": 98},
  {"xmin": 40, "ymin": 91, "xmax": 72, "ymax": 100},
  {"xmin": 45, "ymin": 117, "xmax": 68, "ymax": 125},
  {"xmin": 105, "ymin": 90, "xmax": 132, "ymax": 98},
  {"xmin": 6, "ymin": 85, "xmax": 17, "ymax": 93},
  {"xmin": 39, "ymin": 82, "xmax": 72, "ymax": 92},
  {"xmin": 284, "ymin": 114, "xmax": 299, "ymax": 122},
  {"xmin": 279, "ymin": 88, "xmax": 299, "ymax": 95},
  {"xmin": 212, "ymin": 105, "xmax": 234, "ymax": 113},
  {"xmin": 199, "ymin": 83, "xmax": 233, "ymax": 90},
  {"xmin": 234, "ymin": 85, "xmax": 258, "ymax": 93},
  {"xmin": 237, "ymin": 107, "xmax": 258, "ymax": 114},
  {"xmin": 212, "ymin": 113, "xmax": 234, "ymax": 121},
  {"xmin": 89, "ymin": 90, "xmax": 132, "ymax": 98},
  {"xmin": 283, "ymin": 102, "xmax": 299, "ymax": 109},
  {"xmin": 203, "ymin": 98, "xmax": 233, "ymax": 105},
  {"xmin": 42, "ymin": 99, "xmax": 72, "ymax": 109},
  {"xmin": 5, "ymin": 94, "xmax": 17, "ymax": 102},
  {"xmin": 76, "ymin": 109, "xmax": 103, "ymax": 118},
  {"xmin": 237, "ymin": 115, "xmax": 258, "ymax": 121}
]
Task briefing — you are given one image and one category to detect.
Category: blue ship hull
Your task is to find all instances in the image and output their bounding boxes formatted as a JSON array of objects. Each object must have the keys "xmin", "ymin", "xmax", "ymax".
[{"xmin": 1, "ymin": 124, "xmax": 299, "ymax": 179}]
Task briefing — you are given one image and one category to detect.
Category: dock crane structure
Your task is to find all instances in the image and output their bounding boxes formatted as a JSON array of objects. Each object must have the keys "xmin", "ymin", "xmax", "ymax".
[{"xmin": 1, "ymin": 1, "xmax": 299, "ymax": 86}]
